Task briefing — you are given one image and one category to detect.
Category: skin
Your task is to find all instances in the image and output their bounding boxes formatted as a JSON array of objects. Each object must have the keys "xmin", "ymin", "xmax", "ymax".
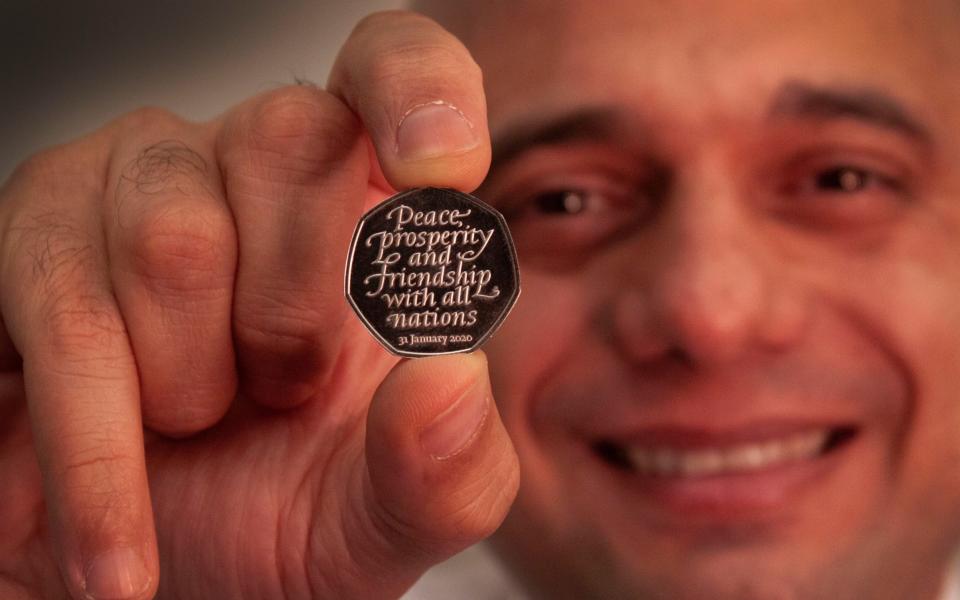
[
  {"xmin": 418, "ymin": 0, "xmax": 960, "ymax": 598},
  {"xmin": 0, "ymin": 13, "xmax": 517, "ymax": 600},
  {"xmin": 1, "ymin": 1, "xmax": 959, "ymax": 599}
]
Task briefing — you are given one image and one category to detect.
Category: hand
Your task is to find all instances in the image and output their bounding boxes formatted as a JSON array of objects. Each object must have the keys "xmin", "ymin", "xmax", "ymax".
[{"xmin": 0, "ymin": 10, "xmax": 518, "ymax": 599}]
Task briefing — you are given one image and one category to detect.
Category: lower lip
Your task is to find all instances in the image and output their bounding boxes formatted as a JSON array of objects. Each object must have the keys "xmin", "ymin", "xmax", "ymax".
[{"xmin": 596, "ymin": 435, "xmax": 855, "ymax": 522}]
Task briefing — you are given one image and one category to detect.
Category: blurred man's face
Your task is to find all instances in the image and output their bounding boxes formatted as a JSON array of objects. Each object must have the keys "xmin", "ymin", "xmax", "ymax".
[{"xmin": 429, "ymin": 1, "xmax": 960, "ymax": 598}]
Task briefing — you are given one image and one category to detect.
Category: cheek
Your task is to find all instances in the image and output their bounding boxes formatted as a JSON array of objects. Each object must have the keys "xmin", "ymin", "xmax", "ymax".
[
  {"xmin": 859, "ymin": 217, "xmax": 960, "ymax": 436},
  {"xmin": 795, "ymin": 207, "xmax": 960, "ymax": 525},
  {"xmin": 862, "ymin": 243, "xmax": 960, "ymax": 567},
  {"xmin": 485, "ymin": 269, "xmax": 610, "ymax": 579},
  {"xmin": 486, "ymin": 270, "xmax": 591, "ymax": 412},
  {"xmin": 873, "ymin": 245, "xmax": 960, "ymax": 516},
  {"xmin": 484, "ymin": 268, "xmax": 594, "ymax": 516}
]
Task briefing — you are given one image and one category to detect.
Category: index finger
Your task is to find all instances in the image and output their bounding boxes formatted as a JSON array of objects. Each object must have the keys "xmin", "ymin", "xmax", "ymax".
[
  {"xmin": 1, "ymin": 142, "xmax": 157, "ymax": 600},
  {"xmin": 327, "ymin": 10, "xmax": 491, "ymax": 192}
]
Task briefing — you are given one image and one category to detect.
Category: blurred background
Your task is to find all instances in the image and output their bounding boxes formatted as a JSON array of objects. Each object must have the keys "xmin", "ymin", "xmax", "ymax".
[{"xmin": 1, "ymin": 0, "xmax": 402, "ymax": 179}]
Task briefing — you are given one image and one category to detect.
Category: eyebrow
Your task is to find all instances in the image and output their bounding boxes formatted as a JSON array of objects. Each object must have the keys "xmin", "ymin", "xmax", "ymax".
[
  {"xmin": 489, "ymin": 81, "xmax": 934, "ymax": 170},
  {"xmin": 768, "ymin": 81, "xmax": 933, "ymax": 144},
  {"xmin": 490, "ymin": 108, "xmax": 626, "ymax": 171}
]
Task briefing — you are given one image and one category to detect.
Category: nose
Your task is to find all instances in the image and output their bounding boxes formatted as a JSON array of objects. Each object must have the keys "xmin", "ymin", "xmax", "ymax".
[{"xmin": 612, "ymin": 173, "xmax": 807, "ymax": 367}]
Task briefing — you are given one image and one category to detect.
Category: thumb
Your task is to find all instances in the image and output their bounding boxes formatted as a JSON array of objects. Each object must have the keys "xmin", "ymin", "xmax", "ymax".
[{"xmin": 362, "ymin": 352, "xmax": 519, "ymax": 589}]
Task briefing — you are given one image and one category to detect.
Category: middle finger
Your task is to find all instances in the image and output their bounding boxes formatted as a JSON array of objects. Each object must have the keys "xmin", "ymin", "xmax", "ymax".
[{"xmin": 104, "ymin": 109, "xmax": 238, "ymax": 436}]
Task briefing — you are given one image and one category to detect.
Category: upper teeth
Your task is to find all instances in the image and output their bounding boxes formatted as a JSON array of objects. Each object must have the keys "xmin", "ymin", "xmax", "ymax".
[{"xmin": 625, "ymin": 430, "xmax": 830, "ymax": 477}]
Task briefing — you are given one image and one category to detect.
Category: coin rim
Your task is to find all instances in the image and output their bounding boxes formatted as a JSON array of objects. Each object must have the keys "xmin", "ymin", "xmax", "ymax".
[{"xmin": 344, "ymin": 187, "xmax": 521, "ymax": 358}]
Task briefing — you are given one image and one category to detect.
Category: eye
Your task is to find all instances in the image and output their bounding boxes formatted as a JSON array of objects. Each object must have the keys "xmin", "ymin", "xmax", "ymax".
[
  {"xmin": 500, "ymin": 183, "xmax": 648, "ymax": 264},
  {"xmin": 480, "ymin": 144, "xmax": 663, "ymax": 266},
  {"xmin": 512, "ymin": 186, "xmax": 632, "ymax": 221},
  {"xmin": 533, "ymin": 190, "xmax": 589, "ymax": 215},
  {"xmin": 816, "ymin": 166, "xmax": 869, "ymax": 192},
  {"xmin": 773, "ymin": 156, "xmax": 913, "ymax": 229},
  {"xmin": 812, "ymin": 166, "xmax": 897, "ymax": 194},
  {"xmin": 515, "ymin": 186, "xmax": 635, "ymax": 224}
]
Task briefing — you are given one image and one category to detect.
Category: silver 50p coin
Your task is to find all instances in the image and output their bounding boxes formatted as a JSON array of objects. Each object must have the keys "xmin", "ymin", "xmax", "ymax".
[{"xmin": 345, "ymin": 187, "xmax": 520, "ymax": 357}]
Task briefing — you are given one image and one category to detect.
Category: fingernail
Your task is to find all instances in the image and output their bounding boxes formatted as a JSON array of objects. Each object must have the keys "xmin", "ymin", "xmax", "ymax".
[
  {"xmin": 421, "ymin": 378, "xmax": 490, "ymax": 460},
  {"xmin": 83, "ymin": 547, "xmax": 150, "ymax": 600},
  {"xmin": 396, "ymin": 101, "xmax": 479, "ymax": 162}
]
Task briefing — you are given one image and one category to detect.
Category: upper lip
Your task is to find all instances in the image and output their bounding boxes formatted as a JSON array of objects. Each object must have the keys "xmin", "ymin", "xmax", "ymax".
[
  {"xmin": 593, "ymin": 420, "xmax": 855, "ymax": 450},
  {"xmin": 539, "ymin": 358, "xmax": 881, "ymax": 433}
]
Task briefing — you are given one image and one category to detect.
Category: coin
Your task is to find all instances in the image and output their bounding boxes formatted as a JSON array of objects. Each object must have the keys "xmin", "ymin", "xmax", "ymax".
[{"xmin": 345, "ymin": 187, "xmax": 520, "ymax": 357}]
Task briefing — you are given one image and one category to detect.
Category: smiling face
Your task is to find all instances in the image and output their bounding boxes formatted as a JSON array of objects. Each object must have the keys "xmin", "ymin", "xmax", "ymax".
[{"xmin": 418, "ymin": 0, "xmax": 960, "ymax": 598}]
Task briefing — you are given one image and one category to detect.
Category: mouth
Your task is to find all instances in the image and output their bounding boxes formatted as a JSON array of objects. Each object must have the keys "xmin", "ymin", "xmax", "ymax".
[
  {"xmin": 589, "ymin": 425, "xmax": 859, "ymax": 518},
  {"xmin": 594, "ymin": 427, "xmax": 856, "ymax": 477}
]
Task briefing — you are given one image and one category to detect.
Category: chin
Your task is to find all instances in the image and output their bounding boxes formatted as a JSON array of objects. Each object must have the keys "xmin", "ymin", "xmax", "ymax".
[{"xmin": 489, "ymin": 396, "xmax": 954, "ymax": 600}]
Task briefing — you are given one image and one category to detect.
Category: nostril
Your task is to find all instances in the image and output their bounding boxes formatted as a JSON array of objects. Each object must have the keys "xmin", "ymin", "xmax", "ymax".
[{"xmin": 648, "ymin": 238, "xmax": 769, "ymax": 366}]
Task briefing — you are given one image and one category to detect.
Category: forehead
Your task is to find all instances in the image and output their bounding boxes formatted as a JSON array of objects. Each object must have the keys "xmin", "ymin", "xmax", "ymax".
[{"xmin": 431, "ymin": 0, "xmax": 960, "ymax": 134}]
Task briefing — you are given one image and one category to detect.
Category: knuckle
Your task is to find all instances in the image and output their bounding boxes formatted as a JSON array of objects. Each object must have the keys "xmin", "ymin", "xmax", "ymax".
[
  {"xmin": 370, "ymin": 42, "xmax": 480, "ymax": 94},
  {"xmin": 43, "ymin": 294, "xmax": 127, "ymax": 360},
  {"xmin": 3, "ymin": 139, "xmax": 104, "ymax": 209},
  {"xmin": 336, "ymin": 10, "xmax": 483, "ymax": 134},
  {"xmin": 115, "ymin": 139, "xmax": 212, "ymax": 200},
  {"xmin": 60, "ymin": 445, "xmax": 140, "ymax": 519},
  {"xmin": 247, "ymin": 86, "xmax": 361, "ymax": 175},
  {"xmin": 234, "ymin": 292, "xmax": 332, "ymax": 356},
  {"xmin": 233, "ymin": 289, "xmax": 346, "ymax": 388},
  {"xmin": 382, "ymin": 448, "xmax": 519, "ymax": 550},
  {"xmin": 348, "ymin": 10, "xmax": 418, "ymax": 47},
  {"xmin": 128, "ymin": 201, "xmax": 235, "ymax": 291},
  {"xmin": 350, "ymin": 9, "xmax": 408, "ymax": 36},
  {"xmin": 143, "ymin": 397, "xmax": 227, "ymax": 436},
  {"xmin": 235, "ymin": 317, "xmax": 317, "ymax": 362},
  {"xmin": 114, "ymin": 106, "xmax": 184, "ymax": 134},
  {"xmin": 399, "ymin": 36, "xmax": 477, "ymax": 77},
  {"xmin": 62, "ymin": 443, "xmax": 137, "ymax": 484},
  {"xmin": 2, "ymin": 142, "xmax": 109, "ymax": 289},
  {"xmin": 350, "ymin": 10, "xmax": 437, "ymax": 46},
  {"xmin": 5, "ymin": 209, "xmax": 100, "ymax": 300},
  {"xmin": 8, "ymin": 148, "xmax": 60, "ymax": 186},
  {"xmin": 350, "ymin": 10, "xmax": 481, "ymax": 91},
  {"xmin": 432, "ymin": 475, "xmax": 513, "ymax": 543},
  {"xmin": 36, "ymin": 300, "xmax": 135, "ymax": 384},
  {"xmin": 444, "ymin": 502, "xmax": 502, "ymax": 543}
]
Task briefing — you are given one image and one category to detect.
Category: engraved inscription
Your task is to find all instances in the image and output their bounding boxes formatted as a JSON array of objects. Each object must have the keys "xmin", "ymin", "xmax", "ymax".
[{"xmin": 345, "ymin": 188, "xmax": 519, "ymax": 357}]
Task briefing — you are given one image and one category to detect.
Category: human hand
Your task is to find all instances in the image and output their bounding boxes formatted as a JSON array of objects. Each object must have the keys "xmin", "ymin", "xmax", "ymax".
[{"xmin": 0, "ymin": 10, "xmax": 518, "ymax": 599}]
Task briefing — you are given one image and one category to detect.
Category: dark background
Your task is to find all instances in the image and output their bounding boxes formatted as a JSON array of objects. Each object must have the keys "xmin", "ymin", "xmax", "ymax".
[{"xmin": 0, "ymin": 0, "xmax": 398, "ymax": 179}]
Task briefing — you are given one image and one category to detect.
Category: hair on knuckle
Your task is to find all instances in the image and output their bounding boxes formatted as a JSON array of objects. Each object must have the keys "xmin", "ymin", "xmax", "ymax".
[
  {"xmin": 5, "ymin": 211, "xmax": 100, "ymax": 295},
  {"xmin": 115, "ymin": 140, "xmax": 212, "ymax": 207},
  {"xmin": 3, "ymin": 214, "xmax": 131, "ymax": 366}
]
